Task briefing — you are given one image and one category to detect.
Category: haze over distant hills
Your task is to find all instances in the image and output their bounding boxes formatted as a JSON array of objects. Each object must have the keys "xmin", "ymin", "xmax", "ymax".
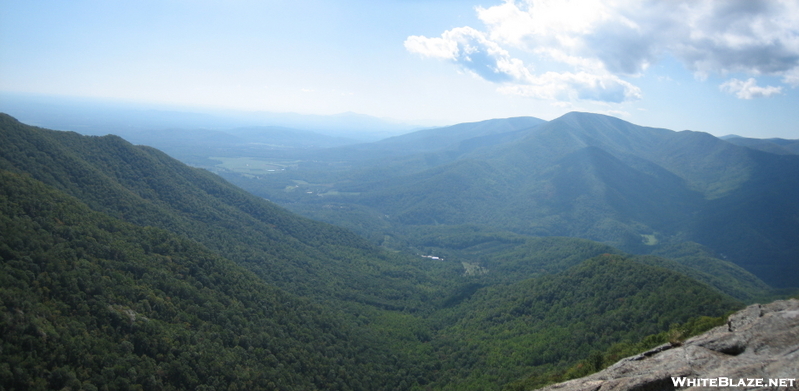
[
  {"xmin": 218, "ymin": 111, "xmax": 799, "ymax": 289},
  {"xmin": 0, "ymin": 92, "xmax": 427, "ymax": 142},
  {"xmin": 4, "ymin": 100, "xmax": 792, "ymax": 290}
]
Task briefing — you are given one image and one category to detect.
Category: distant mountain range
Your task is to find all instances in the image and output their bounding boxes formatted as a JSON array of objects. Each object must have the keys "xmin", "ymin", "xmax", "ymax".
[
  {"xmin": 221, "ymin": 112, "xmax": 799, "ymax": 289},
  {"xmin": 0, "ymin": 92, "xmax": 426, "ymax": 142}
]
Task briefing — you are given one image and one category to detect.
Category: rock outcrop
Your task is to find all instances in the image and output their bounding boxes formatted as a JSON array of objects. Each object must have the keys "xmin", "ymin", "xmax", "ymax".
[{"xmin": 537, "ymin": 299, "xmax": 799, "ymax": 391}]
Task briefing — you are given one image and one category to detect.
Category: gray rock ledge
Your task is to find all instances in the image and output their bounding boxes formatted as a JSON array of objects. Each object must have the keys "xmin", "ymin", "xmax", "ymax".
[{"xmin": 536, "ymin": 299, "xmax": 799, "ymax": 391}]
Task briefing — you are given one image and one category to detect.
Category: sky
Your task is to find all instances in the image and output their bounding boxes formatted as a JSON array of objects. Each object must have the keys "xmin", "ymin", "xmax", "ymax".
[{"xmin": 1, "ymin": 0, "xmax": 798, "ymax": 138}]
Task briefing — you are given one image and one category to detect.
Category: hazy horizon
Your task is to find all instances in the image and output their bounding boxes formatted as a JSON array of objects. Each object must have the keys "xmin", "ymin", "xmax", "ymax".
[{"xmin": 2, "ymin": 0, "xmax": 798, "ymax": 138}]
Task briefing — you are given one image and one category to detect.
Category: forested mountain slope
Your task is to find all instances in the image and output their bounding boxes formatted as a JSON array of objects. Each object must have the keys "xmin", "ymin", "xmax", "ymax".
[
  {"xmin": 404, "ymin": 255, "xmax": 741, "ymax": 389},
  {"xmin": 227, "ymin": 112, "xmax": 799, "ymax": 288},
  {"xmin": 404, "ymin": 230, "xmax": 771, "ymax": 303},
  {"xmin": 0, "ymin": 170, "xmax": 403, "ymax": 390},
  {"xmin": 0, "ymin": 113, "xmax": 461, "ymax": 314},
  {"xmin": 0, "ymin": 113, "xmax": 764, "ymax": 390}
]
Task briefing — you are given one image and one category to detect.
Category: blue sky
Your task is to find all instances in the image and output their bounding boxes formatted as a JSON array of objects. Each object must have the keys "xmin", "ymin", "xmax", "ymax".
[{"xmin": 1, "ymin": 0, "xmax": 798, "ymax": 138}]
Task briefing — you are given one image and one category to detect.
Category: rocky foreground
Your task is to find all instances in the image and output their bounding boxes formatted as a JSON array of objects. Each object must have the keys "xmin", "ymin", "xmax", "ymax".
[{"xmin": 538, "ymin": 299, "xmax": 799, "ymax": 391}]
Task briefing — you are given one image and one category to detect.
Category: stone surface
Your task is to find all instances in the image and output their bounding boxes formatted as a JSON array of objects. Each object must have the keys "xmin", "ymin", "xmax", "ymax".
[{"xmin": 536, "ymin": 299, "xmax": 799, "ymax": 391}]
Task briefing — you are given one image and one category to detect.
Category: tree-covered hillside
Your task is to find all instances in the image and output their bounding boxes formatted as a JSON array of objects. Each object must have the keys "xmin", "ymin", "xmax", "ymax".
[
  {"xmin": 0, "ymin": 113, "xmax": 757, "ymax": 390},
  {"xmin": 0, "ymin": 170, "xmax": 403, "ymax": 390},
  {"xmin": 219, "ymin": 112, "xmax": 799, "ymax": 289},
  {"xmin": 0, "ymin": 113, "xmax": 462, "ymax": 315},
  {"xmin": 401, "ymin": 255, "xmax": 740, "ymax": 390}
]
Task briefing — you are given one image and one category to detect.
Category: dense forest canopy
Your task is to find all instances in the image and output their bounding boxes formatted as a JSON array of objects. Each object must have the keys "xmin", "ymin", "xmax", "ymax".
[
  {"xmin": 1, "ymin": 112, "xmax": 793, "ymax": 390},
  {"xmin": 214, "ymin": 112, "xmax": 799, "ymax": 289},
  {"xmin": 0, "ymin": 169, "xmax": 405, "ymax": 390}
]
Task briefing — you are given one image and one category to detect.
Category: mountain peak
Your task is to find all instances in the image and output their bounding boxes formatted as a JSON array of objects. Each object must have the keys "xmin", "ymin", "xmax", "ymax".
[{"xmin": 553, "ymin": 111, "xmax": 635, "ymax": 128}]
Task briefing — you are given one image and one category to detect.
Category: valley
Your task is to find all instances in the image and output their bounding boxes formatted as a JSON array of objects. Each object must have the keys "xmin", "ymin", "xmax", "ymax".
[
  {"xmin": 5, "ymin": 1, "xmax": 799, "ymax": 389},
  {"xmin": 211, "ymin": 112, "xmax": 799, "ymax": 289},
  {"xmin": 1, "ymin": 111, "xmax": 797, "ymax": 390}
]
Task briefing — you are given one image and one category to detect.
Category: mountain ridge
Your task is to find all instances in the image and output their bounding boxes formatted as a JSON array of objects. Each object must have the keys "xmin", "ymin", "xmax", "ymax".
[
  {"xmin": 2, "ymin": 112, "xmax": 760, "ymax": 390},
  {"xmin": 0, "ymin": 113, "xmax": 460, "ymax": 310},
  {"xmin": 224, "ymin": 111, "xmax": 799, "ymax": 288}
]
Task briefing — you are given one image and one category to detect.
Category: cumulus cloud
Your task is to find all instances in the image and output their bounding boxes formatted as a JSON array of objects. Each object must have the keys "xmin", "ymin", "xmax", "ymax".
[
  {"xmin": 720, "ymin": 78, "xmax": 782, "ymax": 99},
  {"xmin": 405, "ymin": 26, "xmax": 640, "ymax": 103},
  {"xmin": 405, "ymin": 27, "xmax": 533, "ymax": 83},
  {"xmin": 406, "ymin": 0, "xmax": 799, "ymax": 102}
]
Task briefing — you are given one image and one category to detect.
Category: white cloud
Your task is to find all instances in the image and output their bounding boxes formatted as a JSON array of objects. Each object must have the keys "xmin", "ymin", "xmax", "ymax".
[
  {"xmin": 403, "ymin": 35, "xmax": 458, "ymax": 60},
  {"xmin": 497, "ymin": 71, "xmax": 641, "ymax": 103},
  {"xmin": 407, "ymin": 0, "xmax": 799, "ymax": 104},
  {"xmin": 783, "ymin": 68, "xmax": 799, "ymax": 87},
  {"xmin": 477, "ymin": 0, "xmax": 799, "ymax": 77},
  {"xmin": 719, "ymin": 78, "xmax": 782, "ymax": 99},
  {"xmin": 405, "ymin": 27, "xmax": 534, "ymax": 83},
  {"xmin": 406, "ymin": 26, "xmax": 639, "ymax": 103}
]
